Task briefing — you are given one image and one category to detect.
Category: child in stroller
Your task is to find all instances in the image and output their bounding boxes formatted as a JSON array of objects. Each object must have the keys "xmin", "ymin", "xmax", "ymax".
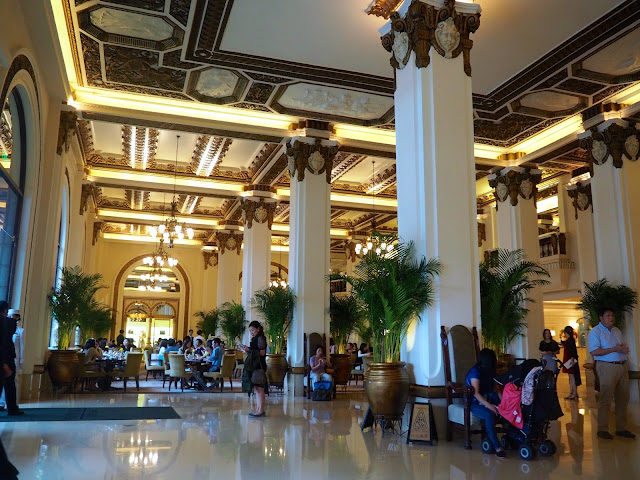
[{"xmin": 492, "ymin": 359, "xmax": 564, "ymax": 460}]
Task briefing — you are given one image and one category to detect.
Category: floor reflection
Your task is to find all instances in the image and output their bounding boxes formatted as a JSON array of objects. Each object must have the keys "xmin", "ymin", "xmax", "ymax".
[{"xmin": 1, "ymin": 383, "xmax": 639, "ymax": 479}]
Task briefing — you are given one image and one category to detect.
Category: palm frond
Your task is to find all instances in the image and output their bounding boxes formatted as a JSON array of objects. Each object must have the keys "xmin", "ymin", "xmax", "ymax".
[
  {"xmin": 329, "ymin": 293, "xmax": 362, "ymax": 354},
  {"xmin": 194, "ymin": 308, "xmax": 220, "ymax": 338},
  {"xmin": 577, "ymin": 278, "xmax": 638, "ymax": 328},
  {"xmin": 219, "ymin": 302, "xmax": 246, "ymax": 348},
  {"xmin": 252, "ymin": 286, "xmax": 296, "ymax": 354}
]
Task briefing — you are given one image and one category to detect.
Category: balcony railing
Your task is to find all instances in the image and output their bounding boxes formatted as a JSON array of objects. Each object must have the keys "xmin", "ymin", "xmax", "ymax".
[{"xmin": 539, "ymin": 233, "xmax": 566, "ymax": 258}]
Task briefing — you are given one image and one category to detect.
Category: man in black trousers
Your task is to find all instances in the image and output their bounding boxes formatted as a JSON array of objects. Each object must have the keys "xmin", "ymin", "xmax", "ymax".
[
  {"xmin": 0, "ymin": 301, "xmax": 22, "ymax": 416},
  {"xmin": 0, "ymin": 300, "xmax": 19, "ymax": 478}
]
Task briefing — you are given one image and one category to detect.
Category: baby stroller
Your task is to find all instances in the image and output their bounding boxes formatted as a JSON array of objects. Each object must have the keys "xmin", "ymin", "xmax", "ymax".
[{"xmin": 488, "ymin": 359, "xmax": 564, "ymax": 460}]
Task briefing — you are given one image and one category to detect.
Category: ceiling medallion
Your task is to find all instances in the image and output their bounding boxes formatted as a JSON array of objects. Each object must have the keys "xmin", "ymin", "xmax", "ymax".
[{"xmin": 392, "ymin": 31, "xmax": 410, "ymax": 69}]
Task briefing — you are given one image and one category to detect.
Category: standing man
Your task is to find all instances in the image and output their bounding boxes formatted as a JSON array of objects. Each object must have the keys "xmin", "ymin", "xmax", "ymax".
[
  {"xmin": 0, "ymin": 301, "xmax": 23, "ymax": 416},
  {"xmin": 116, "ymin": 329, "xmax": 125, "ymax": 347},
  {"xmin": 194, "ymin": 330, "xmax": 206, "ymax": 345},
  {"xmin": 589, "ymin": 307, "xmax": 635, "ymax": 439}
]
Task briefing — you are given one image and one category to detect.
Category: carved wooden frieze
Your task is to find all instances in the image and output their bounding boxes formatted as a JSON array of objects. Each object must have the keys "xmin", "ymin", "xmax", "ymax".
[
  {"xmin": 240, "ymin": 197, "xmax": 277, "ymax": 230},
  {"xmin": 381, "ymin": 0, "xmax": 480, "ymax": 76},
  {"xmin": 345, "ymin": 240, "xmax": 357, "ymax": 263},
  {"xmin": 80, "ymin": 183, "xmax": 101, "ymax": 215},
  {"xmin": 92, "ymin": 221, "xmax": 104, "ymax": 246},
  {"xmin": 488, "ymin": 169, "xmax": 542, "ymax": 210},
  {"xmin": 203, "ymin": 250, "xmax": 218, "ymax": 270},
  {"xmin": 477, "ymin": 222, "xmax": 486, "ymax": 247},
  {"xmin": 216, "ymin": 231, "xmax": 243, "ymax": 256},
  {"xmin": 566, "ymin": 182, "xmax": 593, "ymax": 219},
  {"xmin": 286, "ymin": 138, "xmax": 339, "ymax": 183},
  {"xmin": 579, "ymin": 122, "xmax": 639, "ymax": 170},
  {"xmin": 57, "ymin": 110, "xmax": 78, "ymax": 156}
]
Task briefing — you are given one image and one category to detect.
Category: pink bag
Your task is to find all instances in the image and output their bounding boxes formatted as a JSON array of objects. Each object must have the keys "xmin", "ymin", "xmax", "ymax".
[{"xmin": 498, "ymin": 383, "xmax": 524, "ymax": 429}]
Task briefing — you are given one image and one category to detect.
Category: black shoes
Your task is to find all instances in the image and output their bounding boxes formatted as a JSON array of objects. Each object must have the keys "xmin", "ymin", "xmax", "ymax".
[
  {"xmin": 495, "ymin": 450, "xmax": 507, "ymax": 458},
  {"xmin": 616, "ymin": 430, "xmax": 636, "ymax": 439},
  {"xmin": 597, "ymin": 431, "xmax": 614, "ymax": 439}
]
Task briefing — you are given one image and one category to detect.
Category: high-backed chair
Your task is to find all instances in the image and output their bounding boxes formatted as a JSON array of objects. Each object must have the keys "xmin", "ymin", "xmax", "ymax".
[
  {"xmin": 441, "ymin": 325, "xmax": 481, "ymax": 449},
  {"xmin": 144, "ymin": 349, "xmax": 164, "ymax": 380},
  {"xmin": 167, "ymin": 354, "xmax": 192, "ymax": 392},
  {"xmin": 203, "ymin": 354, "xmax": 236, "ymax": 392},
  {"xmin": 110, "ymin": 352, "xmax": 142, "ymax": 392},
  {"xmin": 74, "ymin": 352, "xmax": 105, "ymax": 391},
  {"xmin": 303, "ymin": 333, "xmax": 336, "ymax": 399},
  {"xmin": 234, "ymin": 350, "xmax": 244, "ymax": 378}
]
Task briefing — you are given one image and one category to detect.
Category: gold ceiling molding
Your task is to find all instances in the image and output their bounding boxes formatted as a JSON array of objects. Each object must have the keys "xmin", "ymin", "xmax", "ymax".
[
  {"xmin": 286, "ymin": 138, "xmax": 339, "ymax": 183},
  {"xmin": 241, "ymin": 198, "xmax": 277, "ymax": 230},
  {"xmin": 497, "ymin": 152, "xmax": 526, "ymax": 162},
  {"xmin": 80, "ymin": 183, "xmax": 101, "ymax": 215},
  {"xmin": 216, "ymin": 231, "xmax": 243, "ymax": 256},
  {"xmin": 121, "ymin": 126, "xmax": 159, "ymax": 170},
  {"xmin": 92, "ymin": 221, "xmax": 104, "ymax": 246},
  {"xmin": 566, "ymin": 181, "xmax": 593, "ymax": 219},
  {"xmin": 381, "ymin": 0, "xmax": 480, "ymax": 76},
  {"xmin": 124, "ymin": 189, "xmax": 150, "ymax": 211},
  {"xmin": 367, "ymin": 0, "xmax": 404, "ymax": 20},
  {"xmin": 579, "ymin": 121, "xmax": 639, "ymax": 170},
  {"xmin": 203, "ymin": 250, "xmax": 218, "ymax": 270},
  {"xmin": 367, "ymin": 164, "xmax": 397, "ymax": 194},
  {"xmin": 331, "ymin": 153, "xmax": 366, "ymax": 183},
  {"xmin": 57, "ymin": 110, "xmax": 78, "ymax": 156},
  {"xmin": 488, "ymin": 168, "xmax": 542, "ymax": 210},
  {"xmin": 189, "ymin": 136, "xmax": 233, "ymax": 176},
  {"xmin": 248, "ymin": 143, "xmax": 282, "ymax": 180}
]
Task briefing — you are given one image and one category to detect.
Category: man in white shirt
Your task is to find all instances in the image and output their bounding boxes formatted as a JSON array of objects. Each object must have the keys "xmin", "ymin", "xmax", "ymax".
[
  {"xmin": 589, "ymin": 307, "xmax": 635, "ymax": 440},
  {"xmin": 194, "ymin": 330, "xmax": 206, "ymax": 345}
]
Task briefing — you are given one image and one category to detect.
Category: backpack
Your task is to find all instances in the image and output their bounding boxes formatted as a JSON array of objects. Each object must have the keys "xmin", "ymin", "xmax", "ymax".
[{"xmin": 311, "ymin": 381, "xmax": 332, "ymax": 401}]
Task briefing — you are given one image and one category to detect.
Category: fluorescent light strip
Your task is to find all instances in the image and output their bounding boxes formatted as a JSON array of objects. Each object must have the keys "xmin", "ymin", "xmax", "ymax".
[
  {"xmin": 102, "ymin": 233, "xmax": 201, "ymax": 245},
  {"xmin": 195, "ymin": 137, "xmax": 214, "ymax": 176},
  {"xmin": 97, "ymin": 208, "xmax": 219, "ymax": 226}
]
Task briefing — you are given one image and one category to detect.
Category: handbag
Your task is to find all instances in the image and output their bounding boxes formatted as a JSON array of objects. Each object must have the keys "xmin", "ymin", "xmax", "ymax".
[
  {"xmin": 563, "ymin": 357, "xmax": 577, "ymax": 370},
  {"xmin": 251, "ymin": 367, "xmax": 266, "ymax": 385}
]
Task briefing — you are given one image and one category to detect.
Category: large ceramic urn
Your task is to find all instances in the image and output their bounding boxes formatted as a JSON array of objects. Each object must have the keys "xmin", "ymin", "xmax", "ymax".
[
  {"xmin": 48, "ymin": 350, "xmax": 80, "ymax": 388},
  {"xmin": 363, "ymin": 362, "xmax": 410, "ymax": 420},
  {"xmin": 266, "ymin": 353, "xmax": 288, "ymax": 388},
  {"xmin": 330, "ymin": 353, "xmax": 353, "ymax": 387}
]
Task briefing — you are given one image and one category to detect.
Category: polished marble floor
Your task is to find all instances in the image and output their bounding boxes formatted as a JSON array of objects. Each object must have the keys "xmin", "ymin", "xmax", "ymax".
[{"xmin": 1, "ymin": 376, "xmax": 639, "ymax": 479}]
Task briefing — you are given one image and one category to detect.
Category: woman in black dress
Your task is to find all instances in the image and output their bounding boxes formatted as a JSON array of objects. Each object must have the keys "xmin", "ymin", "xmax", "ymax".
[
  {"xmin": 238, "ymin": 321, "xmax": 268, "ymax": 417},
  {"xmin": 539, "ymin": 328, "xmax": 560, "ymax": 371},
  {"xmin": 561, "ymin": 325, "xmax": 581, "ymax": 400}
]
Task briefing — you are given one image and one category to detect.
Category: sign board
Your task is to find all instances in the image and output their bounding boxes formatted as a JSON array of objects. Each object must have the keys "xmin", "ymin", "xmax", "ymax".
[{"xmin": 407, "ymin": 402, "xmax": 437, "ymax": 445}]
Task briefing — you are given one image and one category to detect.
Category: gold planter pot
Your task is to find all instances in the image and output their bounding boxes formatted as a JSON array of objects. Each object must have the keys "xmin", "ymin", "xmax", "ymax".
[
  {"xmin": 266, "ymin": 354, "xmax": 288, "ymax": 387},
  {"xmin": 330, "ymin": 353, "xmax": 353, "ymax": 386},
  {"xmin": 364, "ymin": 362, "xmax": 410, "ymax": 421},
  {"xmin": 47, "ymin": 350, "xmax": 79, "ymax": 388}
]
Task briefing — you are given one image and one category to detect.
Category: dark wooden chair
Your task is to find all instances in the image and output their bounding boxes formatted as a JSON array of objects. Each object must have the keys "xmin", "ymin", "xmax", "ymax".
[
  {"xmin": 441, "ymin": 325, "xmax": 481, "ymax": 449},
  {"xmin": 303, "ymin": 333, "xmax": 336, "ymax": 399}
]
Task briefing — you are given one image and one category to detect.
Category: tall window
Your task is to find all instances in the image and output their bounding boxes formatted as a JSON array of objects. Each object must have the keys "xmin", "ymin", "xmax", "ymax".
[
  {"xmin": 0, "ymin": 90, "xmax": 26, "ymax": 302},
  {"xmin": 49, "ymin": 178, "xmax": 69, "ymax": 348}
]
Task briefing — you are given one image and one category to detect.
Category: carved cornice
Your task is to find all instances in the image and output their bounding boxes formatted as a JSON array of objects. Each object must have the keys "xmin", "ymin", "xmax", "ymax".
[
  {"xmin": 286, "ymin": 138, "xmax": 339, "ymax": 183},
  {"xmin": 381, "ymin": 0, "xmax": 480, "ymax": 76},
  {"xmin": 478, "ymin": 222, "xmax": 486, "ymax": 247},
  {"xmin": 241, "ymin": 197, "xmax": 277, "ymax": 229},
  {"xmin": 203, "ymin": 250, "xmax": 218, "ymax": 270},
  {"xmin": 57, "ymin": 110, "xmax": 78, "ymax": 156},
  {"xmin": 488, "ymin": 169, "xmax": 542, "ymax": 210},
  {"xmin": 92, "ymin": 221, "xmax": 104, "ymax": 246},
  {"xmin": 579, "ymin": 122, "xmax": 639, "ymax": 170},
  {"xmin": 566, "ymin": 181, "xmax": 593, "ymax": 219},
  {"xmin": 331, "ymin": 153, "xmax": 366, "ymax": 183},
  {"xmin": 216, "ymin": 231, "xmax": 243, "ymax": 256},
  {"xmin": 121, "ymin": 126, "xmax": 159, "ymax": 170},
  {"xmin": 80, "ymin": 183, "xmax": 101, "ymax": 215}
]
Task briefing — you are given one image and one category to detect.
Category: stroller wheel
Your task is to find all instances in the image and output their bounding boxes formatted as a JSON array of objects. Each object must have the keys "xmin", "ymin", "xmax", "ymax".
[
  {"xmin": 538, "ymin": 440, "xmax": 556, "ymax": 457},
  {"xmin": 500, "ymin": 435, "xmax": 513, "ymax": 450},
  {"xmin": 519, "ymin": 444, "xmax": 537, "ymax": 461},
  {"xmin": 481, "ymin": 438, "xmax": 494, "ymax": 454}
]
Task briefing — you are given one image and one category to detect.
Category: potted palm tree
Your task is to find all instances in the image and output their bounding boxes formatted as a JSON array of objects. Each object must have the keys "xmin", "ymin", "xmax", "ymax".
[
  {"xmin": 329, "ymin": 293, "xmax": 362, "ymax": 385},
  {"xmin": 252, "ymin": 285, "xmax": 296, "ymax": 388},
  {"xmin": 48, "ymin": 266, "xmax": 110, "ymax": 388},
  {"xmin": 194, "ymin": 308, "xmax": 220, "ymax": 339},
  {"xmin": 480, "ymin": 249, "xmax": 550, "ymax": 364},
  {"xmin": 331, "ymin": 234, "xmax": 441, "ymax": 421},
  {"xmin": 577, "ymin": 278, "xmax": 637, "ymax": 328},
  {"xmin": 219, "ymin": 301, "xmax": 246, "ymax": 352}
]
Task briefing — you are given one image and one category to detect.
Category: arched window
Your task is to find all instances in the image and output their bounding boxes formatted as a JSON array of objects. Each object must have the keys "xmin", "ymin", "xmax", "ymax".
[{"xmin": 0, "ymin": 89, "xmax": 27, "ymax": 301}]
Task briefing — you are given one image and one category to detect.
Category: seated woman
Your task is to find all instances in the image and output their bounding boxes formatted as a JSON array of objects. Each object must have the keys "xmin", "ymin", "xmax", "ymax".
[
  {"xmin": 83, "ymin": 338, "xmax": 104, "ymax": 390},
  {"xmin": 465, "ymin": 348, "xmax": 505, "ymax": 458},
  {"xmin": 309, "ymin": 345, "xmax": 332, "ymax": 390},
  {"xmin": 158, "ymin": 339, "xmax": 169, "ymax": 363},
  {"xmin": 179, "ymin": 338, "xmax": 193, "ymax": 355},
  {"xmin": 539, "ymin": 328, "xmax": 560, "ymax": 372}
]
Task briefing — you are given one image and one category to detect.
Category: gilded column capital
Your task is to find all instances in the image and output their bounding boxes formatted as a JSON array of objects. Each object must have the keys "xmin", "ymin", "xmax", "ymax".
[
  {"xmin": 80, "ymin": 183, "xmax": 101, "ymax": 215},
  {"xmin": 579, "ymin": 120, "xmax": 639, "ymax": 170},
  {"xmin": 286, "ymin": 137, "xmax": 339, "ymax": 183},
  {"xmin": 241, "ymin": 197, "xmax": 277, "ymax": 230},
  {"xmin": 381, "ymin": 0, "xmax": 481, "ymax": 76},
  {"xmin": 92, "ymin": 221, "xmax": 104, "ymax": 246},
  {"xmin": 203, "ymin": 250, "xmax": 218, "ymax": 270},
  {"xmin": 488, "ymin": 168, "xmax": 542, "ymax": 210},
  {"xmin": 345, "ymin": 240, "xmax": 358, "ymax": 263},
  {"xmin": 566, "ymin": 181, "xmax": 593, "ymax": 220},
  {"xmin": 477, "ymin": 222, "xmax": 486, "ymax": 247},
  {"xmin": 57, "ymin": 110, "xmax": 78, "ymax": 156},
  {"xmin": 216, "ymin": 231, "xmax": 243, "ymax": 256}
]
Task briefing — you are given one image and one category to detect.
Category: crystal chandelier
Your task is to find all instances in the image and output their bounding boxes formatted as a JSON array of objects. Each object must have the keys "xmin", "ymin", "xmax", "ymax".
[
  {"xmin": 149, "ymin": 135, "xmax": 194, "ymax": 247},
  {"xmin": 354, "ymin": 160, "xmax": 395, "ymax": 256},
  {"xmin": 138, "ymin": 239, "xmax": 176, "ymax": 291},
  {"xmin": 270, "ymin": 238, "xmax": 288, "ymax": 288}
]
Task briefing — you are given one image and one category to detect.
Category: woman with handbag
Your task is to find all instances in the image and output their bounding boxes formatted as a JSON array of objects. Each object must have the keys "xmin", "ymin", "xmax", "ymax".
[
  {"xmin": 238, "ymin": 321, "xmax": 268, "ymax": 417},
  {"xmin": 561, "ymin": 325, "xmax": 581, "ymax": 400}
]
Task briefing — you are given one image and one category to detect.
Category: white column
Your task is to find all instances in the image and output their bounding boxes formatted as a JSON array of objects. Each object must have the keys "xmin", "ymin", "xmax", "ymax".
[
  {"xmin": 580, "ymin": 120, "xmax": 640, "ymax": 373},
  {"xmin": 216, "ymin": 229, "xmax": 242, "ymax": 305},
  {"xmin": 566, "ymin": 179, "xmax": 598, "ymax": 286},
  {"xmin": 286, "ymin": 136, "xmax": 337, "ymax": 396},
  {"xmin": 241, "ymin": 195, "xmax": 276, "ymax": 325},
  {"xmin": 489, "ymin": 167, "xmax": 544, "ymax": 358},
  {"xmin": 384, "ymin": 0, "xmax": 481, "ymax": 386}
]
